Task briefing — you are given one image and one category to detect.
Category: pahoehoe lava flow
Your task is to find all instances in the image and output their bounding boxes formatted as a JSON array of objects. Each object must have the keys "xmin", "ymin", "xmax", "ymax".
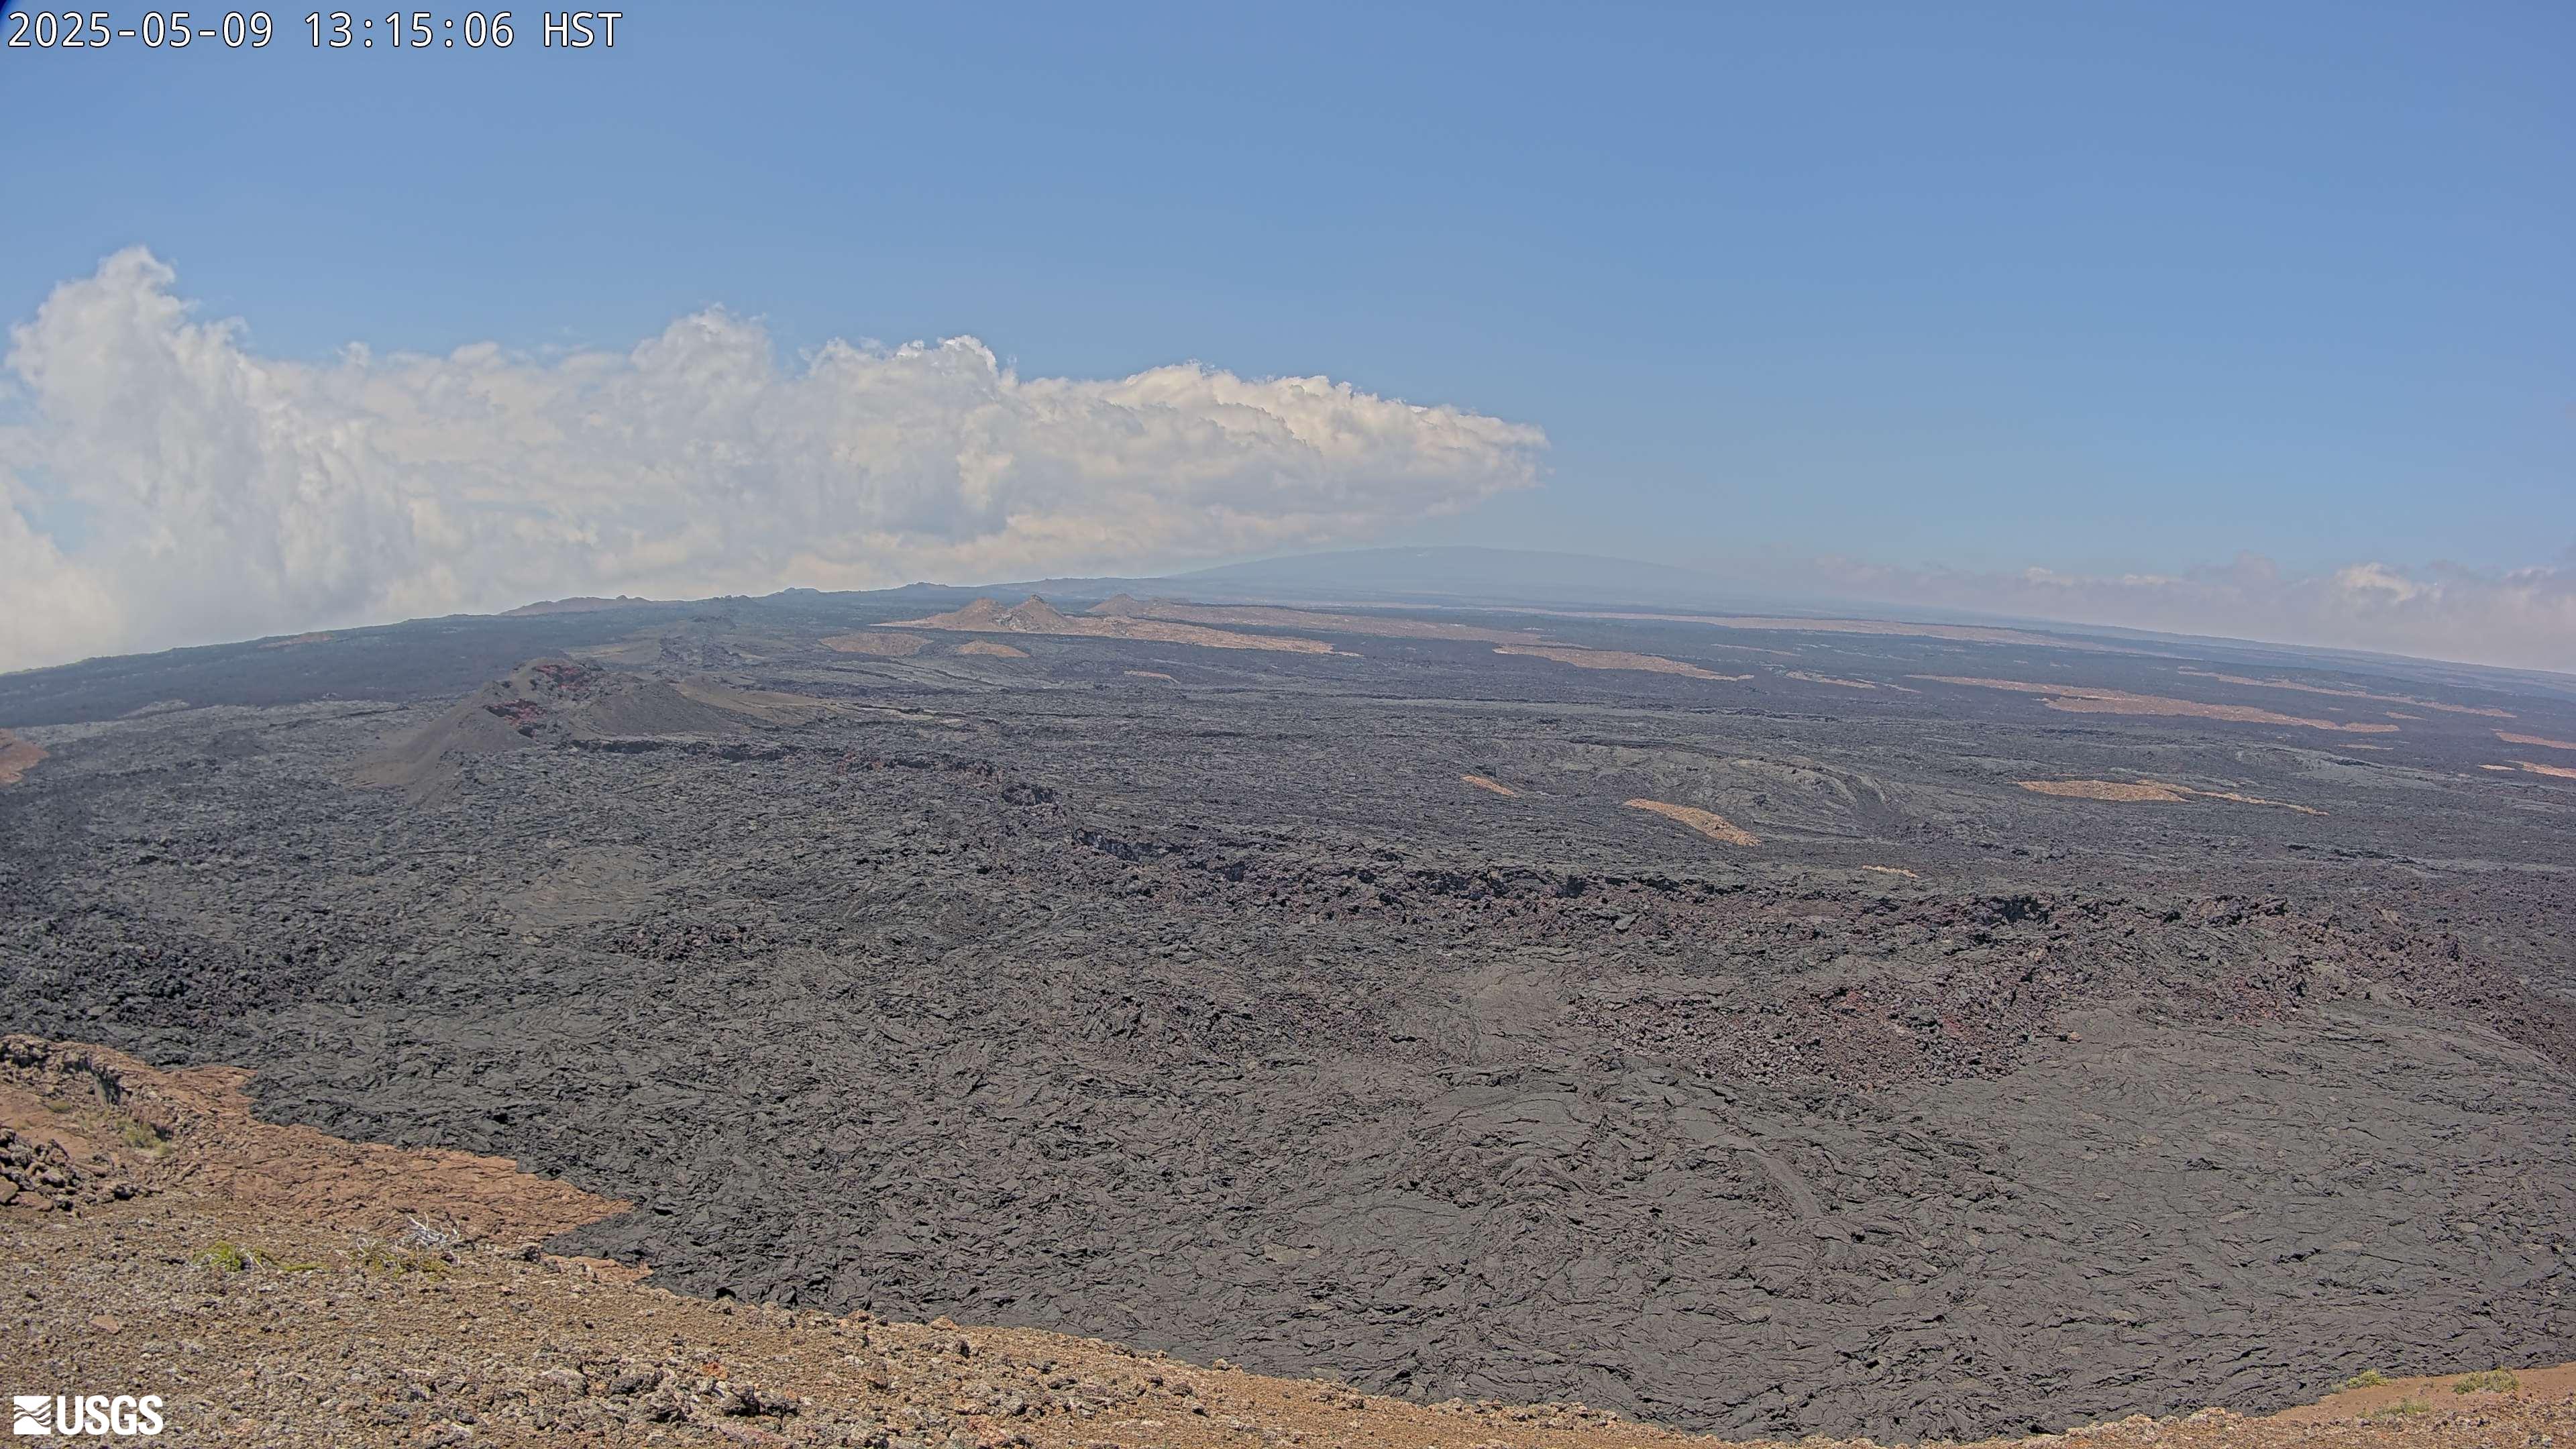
[{"xmin": 3, "ymin": 590, "xmax": 2572, "ymax": 1444}]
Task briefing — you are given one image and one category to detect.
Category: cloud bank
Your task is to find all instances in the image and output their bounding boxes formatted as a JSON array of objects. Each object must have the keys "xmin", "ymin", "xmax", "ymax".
[
  {"xmin": 1, "ymin": 249, "xmax": 1547, "ymax": 672},
  {"xmin": 5, "ymin": 250, "xmax": 2567, "ymax": 678},
  {"xmin": 1805, "ymin": 551, "xmax": 2576, "ymax": 674}
]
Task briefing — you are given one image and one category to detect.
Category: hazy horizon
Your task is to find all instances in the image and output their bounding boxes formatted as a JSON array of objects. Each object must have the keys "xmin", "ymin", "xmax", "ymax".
[{"xmin": 6, "ymin": 5, "xmax": 2569, "ymax": 673}]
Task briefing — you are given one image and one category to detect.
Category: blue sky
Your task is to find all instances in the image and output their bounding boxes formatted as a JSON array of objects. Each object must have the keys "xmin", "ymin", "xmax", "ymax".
[{"xmin": 3, "ymin": 2, "xmax": 2573, "ymax": 667}]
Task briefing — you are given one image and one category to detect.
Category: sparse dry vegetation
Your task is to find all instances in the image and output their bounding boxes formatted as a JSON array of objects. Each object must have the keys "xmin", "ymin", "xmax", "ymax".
[
  {"xmin": 2452, "ymin": 1369, "xmax": 2519, "ymax": 1395},
  {"xmin": 358, "ymin": 1240, "xmax": 451, "ymax": 1279}
]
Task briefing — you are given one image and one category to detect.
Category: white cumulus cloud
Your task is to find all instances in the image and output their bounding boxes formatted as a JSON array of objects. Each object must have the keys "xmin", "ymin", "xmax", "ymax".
[{"xmin": 0, "ymin": 248, "xmax": 1546, "ymax": 672}]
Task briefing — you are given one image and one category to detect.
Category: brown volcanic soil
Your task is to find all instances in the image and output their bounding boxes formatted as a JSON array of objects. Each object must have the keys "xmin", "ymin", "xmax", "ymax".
[
  {"xmin": 958, "ymin": 640, "xmax": 1030, "ymax": 658},
  {"xmin": 2271, "ymin": 1366, "xmax": 2576, "ymax": 1428},
  {"xmin": 0, "ymin": 729, "xmax": 44, "ymax": 786},
  {"xmin": 900, "ymin": 597, "xmax": 1340, "ymax": 654},
  {"xmin": 1495, "ymin": 644, "xmax": 1748, "ymax": 680},
  {"xmin": 3, "ymin": 1036, "xmax": 618, "ymax": 1244},
  {"xmin": 1623, "ymin": 798, "xmax": 1760, "ymax": 846},
  {"xmin": 2498, "ymin": 731, "xmax": 2576, "ymax": 751},
  {"xmin": 7, "ymin": 1036, "xmax": 2564, "ymax": 1449},
  {"xmin": 2178, "ymin": 669, "xmax": 2515, "ymax": 718},
  {"xmin": 1460, "ymin": 773, "xmax": 1518, "ymax": 796},
  {"xmin": 2510, "ymin": 759, "xmax": 2576, "ymax": 781},
  {"xmin": 820, "ymin": 632, "xmax": 928, "ymax": 657},
  {"xmin": 1919, "ymin": 678, "xmax": 2402, "ymax": 733}
]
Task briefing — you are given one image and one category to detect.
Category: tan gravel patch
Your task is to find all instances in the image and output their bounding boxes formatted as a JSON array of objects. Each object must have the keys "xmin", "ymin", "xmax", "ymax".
[
  {"xmin": 1919, "ymin": 677, "xmax": 2400, "ymax": 733},
  {"xmin": 3, "ymin": 1036, "xmax": 619, "ymax": 1245},
  {"xmin": 819, "ymin": 631, "xmax": 927, "ymax": 657},
  {"xmin": 1496, "ymin": 645, "xmax": 1748, "ymax": 680},
  {"xmin": 0, "ymin": 731, "xmax": 44, "ymax": 787},
  {"xmin": 2498, "ymin": 731, "xmax": 2576, "ymax": 752},
  {"xmin": 957, "ymin": 640, "xmax": 1030, "ymax": 658},
  {"xmin": 2018, "ymin": 780, "xmax": 2323, "ymax": 814},
  {"xmin": 1460, "ymin": 774, "xmax": 1518, "ymax": 796},
  {"xmin": 2021, "ymin": 780, "xmax": 2193, "ymax": 802},
  {"xmin": 1623, "ymin": 798, "xmax": 1760, "ymax": 847}
]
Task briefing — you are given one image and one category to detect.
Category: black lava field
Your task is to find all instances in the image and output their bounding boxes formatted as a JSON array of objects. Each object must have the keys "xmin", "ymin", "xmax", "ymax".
[{"xmin": 4, "ymin": 589, "xmax": 2572, "ymax": 1442}]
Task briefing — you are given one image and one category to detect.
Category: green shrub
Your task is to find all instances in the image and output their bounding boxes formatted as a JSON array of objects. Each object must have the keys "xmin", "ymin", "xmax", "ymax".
[
  {"xmin": 2337, "ymin": 1370, "xmax": 2390, "ymax": 1391},
  {"xmin": 195, "ymin": 1241, "xmax": 253, "ymax": 1274},
  {"xmin": 2453, "ymin": 1368, "xmax": 2519, "ymax": 1395}
]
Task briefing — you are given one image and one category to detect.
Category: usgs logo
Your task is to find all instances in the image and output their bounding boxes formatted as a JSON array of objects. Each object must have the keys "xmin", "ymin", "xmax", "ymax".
[{"xmin": 10, "ymin": 1394, "xmax": 164, "ymax": 1437}]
